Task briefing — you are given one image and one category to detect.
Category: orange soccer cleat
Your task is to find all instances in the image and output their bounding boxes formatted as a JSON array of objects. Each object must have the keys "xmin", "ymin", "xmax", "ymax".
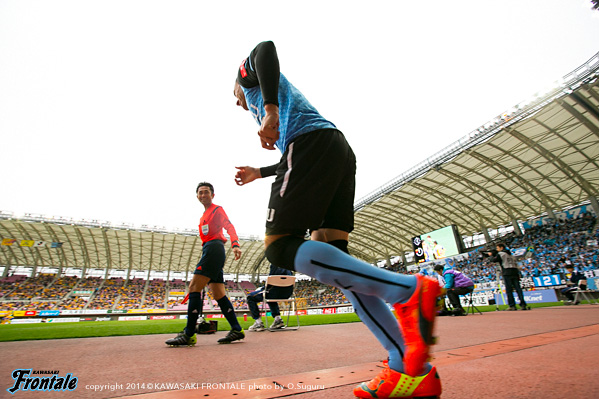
[
  {"xmin": 354, "ymin": 361, "xmax": 442, "ymax": 398},
  {"xmin": 393, "ymin": 274, "xmax": 444, "ymax": 377}
]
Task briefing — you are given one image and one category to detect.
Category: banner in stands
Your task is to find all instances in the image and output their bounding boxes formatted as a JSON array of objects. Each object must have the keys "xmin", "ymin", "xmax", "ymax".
[
  {"xmin": 118, "ymin": 316, "xmax": 147, "ymax": 321},
  {"xmin": 0, "ymin": 238, "xmax": 63, "ymax": 247},
  {"xmin": 46, "ymin": 318, "xmax": 80, "ymax": 323},
  {"xmin": 335, "ymin": 306, "xmax": 354, "ymax": 314},
  {"xmin": 511, "ymin": 247, "xmax": 527, "ymax": 257},
  {"xmin": 62, "ymin": 309, "xmax": 106, "ymax": 315},
  {"xmin": 10, "ymin": 318, "xmax": 43, "ymax": 324},
  {"xmin": 521, "ymin": 204, "xmax": 596, "ymax": 229},
  {"xmin": 494, "ymin": 289, "xmax": 557, "ymax": 305},
  {"xmin": 72, "ymin": 290, "xmax": 94, "ymax": 296},
  {"xmin": 38, "ymin": 310, "xmax": 60, "ymax": 316},
  {"xmin": 150, "ymin": 315, "xmax": 177, "ymax": 320}
]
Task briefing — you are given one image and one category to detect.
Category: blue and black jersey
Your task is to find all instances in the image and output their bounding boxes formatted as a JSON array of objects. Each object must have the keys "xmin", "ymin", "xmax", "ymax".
[{"xmin": 237, "ymin": 41, "xmax": 336, "ymax": 153}]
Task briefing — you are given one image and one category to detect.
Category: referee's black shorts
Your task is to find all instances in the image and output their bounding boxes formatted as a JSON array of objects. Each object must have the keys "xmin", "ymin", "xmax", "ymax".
[
  {"xmin": 265, "ymin": 129, "xmax": 356, "ymax": 237},
  {"xmin": 194, "ymin": 240, "xmax": 226, "ymax": 284}
]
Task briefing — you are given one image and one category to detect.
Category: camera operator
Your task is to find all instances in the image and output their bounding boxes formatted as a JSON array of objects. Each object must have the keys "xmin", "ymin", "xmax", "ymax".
[
  {"xmin": 433, "ymin": 264, "xmax": 474, "ymax": 316},
  {"xmin": 487, "ymin": 243, "xmax": 530, "ymax": 311}
]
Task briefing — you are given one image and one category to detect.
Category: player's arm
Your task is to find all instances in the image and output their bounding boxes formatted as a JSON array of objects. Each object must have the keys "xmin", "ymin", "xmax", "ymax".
[
  {"xmin": 238, "ymin": 41, "xmax": 280, "ymax": 150},
  {"xmin": 216, "ymin": 208, "xmax": 242, "ymax": 260},
  {"xmin": 234, "ymin": 163, "xmax": 278, "ymax": 186},
  {"xmin": 487, "ymin": 253, "xmax": 501, "ymax": 264},
  {"xmin": 441, "ymin": 272, "xmax": 452, "ymax": 289},
  {"xmin": 238, "ymin": 41, "xmax": 280, "ymax": 106}
]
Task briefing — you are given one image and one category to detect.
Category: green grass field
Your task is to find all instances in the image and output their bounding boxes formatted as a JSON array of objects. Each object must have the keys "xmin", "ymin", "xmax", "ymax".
[
  {"xmin": 0, "ymin": 302, "xmax": 571, "ymax": 342},
  {"xmin": 0, "ymin": 313, "xmax": 360, "ymax": 342}
]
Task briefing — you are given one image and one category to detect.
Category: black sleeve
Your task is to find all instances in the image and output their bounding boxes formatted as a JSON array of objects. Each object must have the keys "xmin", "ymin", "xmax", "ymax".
[
  {"xmin": 488, "ymin": 254, "xmax": 502, "ymax": 264},
  {"xmin": 260, "ymin": 163, "xmax": 279, "ymax": 178},
  {"xmin": 236, "ymin": 41, "xmax": 280, "ymax": 106}
]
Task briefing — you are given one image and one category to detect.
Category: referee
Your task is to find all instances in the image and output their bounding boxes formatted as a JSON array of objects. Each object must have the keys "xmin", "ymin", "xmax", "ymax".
[{"xmin": 165, "ymin": 182, "xmax": 244, "ymax": 346}]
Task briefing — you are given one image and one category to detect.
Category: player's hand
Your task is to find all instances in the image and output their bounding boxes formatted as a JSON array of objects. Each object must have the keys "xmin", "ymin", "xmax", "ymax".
[
  {"xmin": 234, "ymin": 166, "xmax": 260, "ymax": 186},
  {"xmin": 232, "ymin": 247, "xmax": 242, "ymax": 261},
  {"xmin": 259, "ymin": 105, "xmax": 280, "ymax": 150}
]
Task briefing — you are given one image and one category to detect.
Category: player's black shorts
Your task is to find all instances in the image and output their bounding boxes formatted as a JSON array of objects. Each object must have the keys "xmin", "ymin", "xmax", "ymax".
[
  {"xmin": 265, "ymin": 129, "xmax": 356, "ymax": 236},
  {"xmin": 194, "ymin": 240, "xmax": 225, "ymax": 284}
]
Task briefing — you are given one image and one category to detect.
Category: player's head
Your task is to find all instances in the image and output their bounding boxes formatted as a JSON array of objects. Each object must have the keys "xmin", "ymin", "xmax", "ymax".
[
  {"xmin": 496, "ymin": 243, "xmax": 505, "ymax": 251},
  {"xmin": 433, "ymin": 264, "xmax": 444, "ymax": 274},
  {"xmin": 233, "ymin": 80, "xmax": 248, "ymax": 111},
  {"xmin": 196, "ymin": 182, "xmax": 214, "ymax": 195},
  {"xmin": 196, "ymin": 182, "xmax": 215, "ymax": 206}
]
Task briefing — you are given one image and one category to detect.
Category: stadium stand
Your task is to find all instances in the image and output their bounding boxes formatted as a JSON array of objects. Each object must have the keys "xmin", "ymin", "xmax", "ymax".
[
  {"xmin": 143, "ymin": 279, "xmax": 167, "ymax": 309},
  {"xmin": 0, "ymin": 208, "xmax": 597, "ymax": 313},
  {"xmin": 452, "ymin": 213, "xmax": 598, "ymax": 286}
]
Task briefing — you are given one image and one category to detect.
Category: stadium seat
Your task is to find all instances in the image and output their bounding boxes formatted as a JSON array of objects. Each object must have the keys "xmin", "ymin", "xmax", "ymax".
[{"xmin": 261, "ymin": 275, "xmax": 300, "ymax": 331}]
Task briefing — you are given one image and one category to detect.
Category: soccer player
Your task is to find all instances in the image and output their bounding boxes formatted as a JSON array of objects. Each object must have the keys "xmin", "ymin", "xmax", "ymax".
[
  {"xmin": 233, "ymin": 41, "xmax": 443, "ymax": 398},
  {"xmin": 165, "ymin": 182, "xmax": 244, "ymax": 346}
]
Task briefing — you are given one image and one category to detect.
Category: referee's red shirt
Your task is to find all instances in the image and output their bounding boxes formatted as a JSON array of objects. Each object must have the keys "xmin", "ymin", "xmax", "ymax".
[{"xmin": 199, "ymin": 203, "xmax": 240, "ymax": 248}]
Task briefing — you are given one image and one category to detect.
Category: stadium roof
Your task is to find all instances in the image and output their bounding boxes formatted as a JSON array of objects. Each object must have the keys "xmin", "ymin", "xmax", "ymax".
[
  {"xmin": 0, "ymin": 214, "xmax": 269, "ymax": 278},
  {"xmin": 350, "ymin": 51, "xmax": 599, "ymax": 263},
  {"xmin": 2, "ymin": 51, "xmax": 599, "ymax": 277}
]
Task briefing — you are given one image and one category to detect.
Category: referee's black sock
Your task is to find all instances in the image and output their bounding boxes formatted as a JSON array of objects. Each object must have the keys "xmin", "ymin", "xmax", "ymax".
[
  {"xmin": 217, "ymin": 296, "xmax": 242, "ymax": 331},
  {"xmin": 185, "ymin": 291, "xmax": 203, "ymax": 336}
]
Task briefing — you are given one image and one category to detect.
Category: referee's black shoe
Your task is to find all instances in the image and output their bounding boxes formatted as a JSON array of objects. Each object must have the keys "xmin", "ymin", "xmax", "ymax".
[
  {"xmin": 217, "ymin": 328, "xmax": 245, "ymax": 344},
  {"xmin": 165, "ymin": 331, "xmax": 197, "ymax": 347}
]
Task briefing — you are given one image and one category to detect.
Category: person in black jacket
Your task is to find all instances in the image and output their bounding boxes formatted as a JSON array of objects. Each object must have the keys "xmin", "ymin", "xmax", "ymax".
[
  {"xmin": 488, "ymin": 243, "xmax": 530, "ymax": 311},
  {"xmin": 562, "ymin": 265, "xmax": 587, "ymax": 305}
]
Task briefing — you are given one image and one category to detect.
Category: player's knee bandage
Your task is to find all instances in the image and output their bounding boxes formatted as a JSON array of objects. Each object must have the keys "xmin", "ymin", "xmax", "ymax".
[{"xmin": 265, "ymin": 236, "xmax": 305, "ymax": 271}]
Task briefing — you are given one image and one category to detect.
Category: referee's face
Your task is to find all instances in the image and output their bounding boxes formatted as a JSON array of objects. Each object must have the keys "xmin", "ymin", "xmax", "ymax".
[{"xmin": 197, "ymin": 186, "xmax": 214, "ymax": 207}]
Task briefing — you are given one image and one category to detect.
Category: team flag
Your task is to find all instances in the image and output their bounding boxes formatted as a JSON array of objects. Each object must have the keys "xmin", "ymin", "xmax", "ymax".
[
  {"xmin": 34, "ymin": 241, "xmax": 46, "ymax": 247},
  {"xmin": 1, "ymin": 239, "xmax": 16, "ymax": 246},
  {"xmin": 20, "ymin": 240, "xmax": 35, "ymax": 247},
  {"xmin": 51, "ymin": 242, "xmax": 63, "ymax": 248}
]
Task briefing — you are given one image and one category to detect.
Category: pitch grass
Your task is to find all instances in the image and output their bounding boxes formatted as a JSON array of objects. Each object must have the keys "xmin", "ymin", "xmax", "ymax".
[
  {"xmin": 0, "ymin": 302, "xmax": 570, "ymax": 342},
  {"xmin": 0, "ymin": 313, "xmax": 360, "ymax": 342}
]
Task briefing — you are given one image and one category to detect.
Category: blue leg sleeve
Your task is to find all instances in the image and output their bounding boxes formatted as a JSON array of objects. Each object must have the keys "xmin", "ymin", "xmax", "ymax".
[
  {"xmin": 343, "ymin": 289, "xmax": 407, "ymax": 372},
  {"xmin": 295, "ymin": 241, "xmax": 417, "ymax": 304}
]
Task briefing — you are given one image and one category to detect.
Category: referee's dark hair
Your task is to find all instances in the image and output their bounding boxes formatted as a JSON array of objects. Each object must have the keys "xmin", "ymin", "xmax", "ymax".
[{"xmin": 196, "ymin": 182, "xmax": 214, "ymax": 194}]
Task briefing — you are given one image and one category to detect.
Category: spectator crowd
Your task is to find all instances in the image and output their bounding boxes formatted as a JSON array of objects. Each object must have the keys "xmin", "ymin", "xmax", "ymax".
[{"xmin": 1, "ymin": 212, "xmax": 596, "ymax": 312}]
